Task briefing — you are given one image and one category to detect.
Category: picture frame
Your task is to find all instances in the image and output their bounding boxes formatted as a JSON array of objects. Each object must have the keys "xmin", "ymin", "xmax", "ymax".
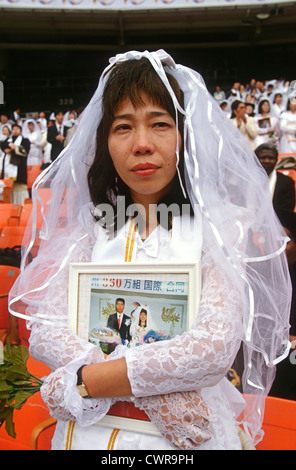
[
  {"xmin": 258, "ymin": 117, "xmax": 271, "ymax": 129},
  {"xmin": 68, "ymin": 262, "xmax": 200, "ymax": 435}
]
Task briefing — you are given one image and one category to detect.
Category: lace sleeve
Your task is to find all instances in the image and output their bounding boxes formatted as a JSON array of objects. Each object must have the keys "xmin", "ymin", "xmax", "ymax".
[
  {"xmin": 28, "ymin": 231, "xmax": 112, "ymax": 426},
  {"xmin": 125, "ymin": 249, "xmax": 245, "ymax": 397},
  {"xmin": 28, "ymin": 230, "xmax": 98, "ymax": 370}
]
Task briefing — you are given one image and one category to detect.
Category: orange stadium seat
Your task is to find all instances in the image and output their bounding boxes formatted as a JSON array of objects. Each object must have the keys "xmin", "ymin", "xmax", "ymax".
[
  {"xmin": 19, "ymin": 203, "xmax": 33, "ymax": 226},
  {"xmin": 0, "ymin": 226, "xmax": 26, "ymax": 249},
  {"xmin": 256, "ymin": 396, "xmax": 296, "ymax": 450},
  {"xmin": 19, "ymin": 200, "xmax": 44, "ymax": 230},
  {"xmin": 0, "ymin": 265, "xmax": 20, "ymax": 332},
  {"xmin": 0, "ymin": 204, "xmax": 22, "ymax": 230},
  {"xmin": 27, "ymin": 165, "xmax": 42, "ymax": 190}
]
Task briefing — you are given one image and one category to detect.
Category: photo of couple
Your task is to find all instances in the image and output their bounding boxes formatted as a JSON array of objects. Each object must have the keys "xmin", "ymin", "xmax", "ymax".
[
  {"xmin": 87, "ymin": 271, "xmax": 190, "ymax": 353},
  {"xmin": 106, "ymin": 298, "xmax": 163, "ymax": 348}
]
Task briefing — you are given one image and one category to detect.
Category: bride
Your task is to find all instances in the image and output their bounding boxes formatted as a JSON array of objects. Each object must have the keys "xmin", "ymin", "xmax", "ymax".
[{"xmin": 129, "ymin": 305, "xmax": 156, "ymax": 348}]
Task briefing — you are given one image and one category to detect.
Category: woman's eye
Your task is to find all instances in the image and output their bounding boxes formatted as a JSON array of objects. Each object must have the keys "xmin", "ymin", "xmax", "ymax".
[
  {"xmin": 154, "ymin": 121, "xmax": 171, "ymax": 129},
  {"xmin": 114, "ymin": 124, "xmax": 131, "ymax": 132}
]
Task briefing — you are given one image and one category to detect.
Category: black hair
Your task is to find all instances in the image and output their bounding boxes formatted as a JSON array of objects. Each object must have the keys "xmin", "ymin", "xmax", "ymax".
[
  {"xmin": 138, "ymin": 308, "xmax": 147, "ymax": 327},
  {"xmin": 87, "ymin": 58, "xmax": 192, "ymax": 234},
  {"xmin": 254, "ymin": 143, "xmax": 278, "ymax": 160},
  {"xmin": 258, "ymin": 99, "xmax": 270, "ymax": 115}
]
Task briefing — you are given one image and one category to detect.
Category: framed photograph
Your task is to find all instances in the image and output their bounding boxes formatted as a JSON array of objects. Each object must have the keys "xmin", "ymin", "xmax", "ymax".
[
  {"xmin": 258, "ymin": 117, "xmax": 271, "ymax": 129},
  {"xmin": 68, "ymin": 262, "xmax": 200, "ymax": 435}
]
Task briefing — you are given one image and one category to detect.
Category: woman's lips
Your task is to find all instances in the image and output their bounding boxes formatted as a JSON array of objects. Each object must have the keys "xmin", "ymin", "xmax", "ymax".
[{"xmin": 131, "ymin": 163, "xmax": 159, "ymax": 176}]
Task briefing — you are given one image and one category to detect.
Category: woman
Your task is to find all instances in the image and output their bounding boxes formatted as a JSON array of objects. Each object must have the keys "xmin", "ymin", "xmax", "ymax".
[
  {"xmin": 230, "ymin": 100, "xmax": 257, "ymax": 150},
  {"xmin": 129, "ymin": 306, "xmax": 156, "ymax": 348},
  {"xmin": 280, "ymin": 96, "xmax": 296, "ymax": 154},
  {"xmin": 272, "ymin": 93, "xmax": 285, "ymax": 119},
  {"xmin": 254, "ymin": 99, "xmax": 280, "ymax": 148},
  {"xmin": 9, "ymin": 51, "xmax": 291, "ymax": 450},
  {"xmin": 22, "ymin": 119, "xmax": 43, "ymax": 166}
]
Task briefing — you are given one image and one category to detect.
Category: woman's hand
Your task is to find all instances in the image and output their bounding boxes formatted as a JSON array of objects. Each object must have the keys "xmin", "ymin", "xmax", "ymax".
[{"xmin": 135, "ymin": 391, "xmax": 212, "ymax": 449}]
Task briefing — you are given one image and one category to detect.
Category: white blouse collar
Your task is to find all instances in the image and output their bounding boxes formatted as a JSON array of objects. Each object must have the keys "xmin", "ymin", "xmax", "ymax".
[{"xmin": 91, "ymin": 210, "xmax": 202, "ymax": 264}]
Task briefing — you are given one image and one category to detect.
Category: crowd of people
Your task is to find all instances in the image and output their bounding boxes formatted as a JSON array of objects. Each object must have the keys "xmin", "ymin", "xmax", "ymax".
[
  {"xmin": 0, "ymin": 108, "xmax": 81, "ymax": 203},
  {"xmin": 214, "ymin": 78, "xmax": 296, "ymax": 153}
]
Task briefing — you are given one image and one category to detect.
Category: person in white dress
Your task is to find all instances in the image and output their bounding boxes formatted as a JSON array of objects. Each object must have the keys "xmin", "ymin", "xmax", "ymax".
[
  {"xmin": 129, "ymin": 306, "xmax": 157, "ymax": 348},
  {"xmin": 22, "ymin": 119, "xmax": 43, "ymax": 166},
  {"xmin": 271, "ymin": 93, "xmax": 285, "ymax": 119},
  {"xmin": 254, "ymin": 99, "xmax": 280, "ymax": 149},
  {"xmin": 230, "ymin": 100, "xmax": 258, "ymax": 150},
  {"xmin": 280, "ymin": 97, "xmax": 296, "ymax": 154},
  {"xmin": 9, "ymin": 51, "xmax": 291, "ymax": 451}
]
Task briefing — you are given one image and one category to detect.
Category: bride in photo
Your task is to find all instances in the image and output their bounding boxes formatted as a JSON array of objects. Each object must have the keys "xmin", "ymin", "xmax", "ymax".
[{"xmin": 129, "ymin": 305, "xmax": 156, "ymax": 348}]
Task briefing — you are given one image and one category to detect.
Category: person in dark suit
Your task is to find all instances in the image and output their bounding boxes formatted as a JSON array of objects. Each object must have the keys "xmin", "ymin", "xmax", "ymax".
[
  {"xmin": 47, "ymin": 111, "xmax": 69, "ymax": 162},
  {"xmin": 1, "ymin": 123, "xmax": 30, "ymax": 203},
  {"xmin": 107, "ymin": 298, "xmax": 131, "ymax": 344},
  {"xmin": 255, "ymin": 143, "xmax": 296, "ymax": 400},
  {"xmin": 255, "ymin": 143, "xmax": 296, "ymax": 240}
]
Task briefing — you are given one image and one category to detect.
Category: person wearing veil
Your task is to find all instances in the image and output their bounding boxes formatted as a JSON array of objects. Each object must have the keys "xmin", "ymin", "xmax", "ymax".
[
  {"xmin": 271, "ymin": 93, "xmax": 285, "ymax": 119},
  {"xmin": 9, "ymin": 51, "xmax": 291, "ymax": 450},
  {"xmin": 22, "ymin": 119, "xmax": 43, "ymax": 166},
  {"xmin": 129, "ymin": 305, "xmax": 156, "ymax": 348},
  {"xmin": 254, "ymin": 99, "xmax": 280, "ymax": 149}
]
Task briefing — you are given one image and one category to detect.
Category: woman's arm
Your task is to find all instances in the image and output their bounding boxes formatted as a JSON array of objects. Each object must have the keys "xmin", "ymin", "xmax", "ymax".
[
  {"xmin": 244, "ymin": 117, "xmax": 257, "ymax": 140},
  {"xmin": 82, "ymin": 358, "xmax": 131, "ymax": 398}
]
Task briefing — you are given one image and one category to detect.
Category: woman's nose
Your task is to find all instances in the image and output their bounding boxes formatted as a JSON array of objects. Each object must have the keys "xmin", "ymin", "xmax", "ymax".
[{"xmin": 132, "ymin": 129, "xmax": 155, "ymax": 155}]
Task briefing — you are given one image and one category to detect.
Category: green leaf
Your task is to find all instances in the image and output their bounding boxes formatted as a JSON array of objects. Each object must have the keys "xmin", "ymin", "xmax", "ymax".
[
  {"xmin": 11, "ymin": 344, "xmax": 29, "ymax": 368},
  {"xmin": 5, "ymin": 345, "xmax": 30, "ymax": 382},
  {"xmin": 3, "ymin": 340, "xmax": 12, "ymax": 363},
  {"xmin": 12, "ymin": 390, "xmax": 33, "ymax": 409},
  {"xmin": 0, "ymin": 361, "xmax": 13, "ymax": 372},
  {"xmin": 0, "ymin": 380, "xmax": 11, "ymax": 394},
  {"xmin": 5, "ymin": 407, "xmax": 16, "ymax": 439},
  {"xmin": 0, "ymin": 401, "xmax": 9, "ymax": 417}
]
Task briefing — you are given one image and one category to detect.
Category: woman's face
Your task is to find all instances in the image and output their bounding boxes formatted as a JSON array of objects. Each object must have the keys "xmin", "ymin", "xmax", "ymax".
[
  {"xmin": 2, "ymin": 126, "xmax": 10, "ymax": 136},
  {"xmin": 261, "ymin": 101, "xmax": 270, "ymax": 114},
  {"xmin": 28, "ymin": 122, "xmax": 34, "ymax": 133},
  {"xmin": 108, "ymin": 95, "xmax": 181, "ymax": 205},
  {"xmin": 290, "ymin": 98, "xmax": 296, "ymax": 112},
  {"xmin": 234, "ymin": 103, "xmax": 246, "ymax": 119},
  {"xmin": 245, "ymin": 104, "xmax": 253, "ymax": 115},
  {"xmin": 139, "ymin": 311, "xmax": 147, "ymax": 322}
]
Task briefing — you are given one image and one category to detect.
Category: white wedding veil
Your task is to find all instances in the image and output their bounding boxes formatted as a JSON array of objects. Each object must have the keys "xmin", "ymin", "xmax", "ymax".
[{"xmin": 9, "ymin": 50, "xmax": 291, "ymax": 446}]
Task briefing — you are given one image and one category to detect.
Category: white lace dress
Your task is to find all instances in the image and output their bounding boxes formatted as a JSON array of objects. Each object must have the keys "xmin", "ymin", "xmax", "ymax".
[{"xmin": 28, "ymin": 214, "xmax": 246, "ymax": 450}]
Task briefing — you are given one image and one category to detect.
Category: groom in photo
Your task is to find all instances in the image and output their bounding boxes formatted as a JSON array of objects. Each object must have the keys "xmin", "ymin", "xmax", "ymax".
[{"xmin": 107, "ymin": 298, "xmax": 131, "ymax": 344}]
